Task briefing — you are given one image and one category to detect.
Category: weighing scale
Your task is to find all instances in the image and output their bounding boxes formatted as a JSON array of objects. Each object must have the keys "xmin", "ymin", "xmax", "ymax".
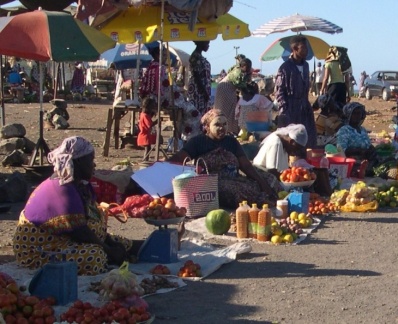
[
  {"xmin": 283, "ymin": 180, "xmax": 315, "ymax": 214},
  {"xmin": 138, "ymin": 217, "xmax": 184, "ymax": 263}
]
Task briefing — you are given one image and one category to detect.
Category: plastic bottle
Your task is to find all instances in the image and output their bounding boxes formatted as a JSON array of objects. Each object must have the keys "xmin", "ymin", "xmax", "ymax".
[
  {"xmin": 320, "ymin": 154, "xmax": 329, "ymax": 169},
  {"xmin": 257, "ymin": 204, "xmax": 270, "ymax": 242},
  {"xmin": 248, "ymin": 203, "xmax": 259, "ymax": 239},
  {"xmin": 277, "ymin": 200, "xmax": 289, "ymax": 219},
  {"xmin": 236, "ymin": 203, "xmax": 248, "ymax": 239}
]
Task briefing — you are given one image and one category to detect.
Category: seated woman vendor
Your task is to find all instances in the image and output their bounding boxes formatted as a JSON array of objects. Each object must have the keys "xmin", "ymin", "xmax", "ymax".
[
  {"xmin": 12, "ymin": 137, "xmax": 173, "ymax": 276},
  {"xmin": 336, "ymin": 102, "xmax": 378, "ymax": 177},
  {"xmin": 252, "ymin": 124, "xmax": 308, "ymax": 178},
  {"xmin": 312, "ymin": 94, "xmax": 343, "ymax": 146},
  {"xmin": 168, "ymin": 109, "xmax": 280, "ymax": 208}
]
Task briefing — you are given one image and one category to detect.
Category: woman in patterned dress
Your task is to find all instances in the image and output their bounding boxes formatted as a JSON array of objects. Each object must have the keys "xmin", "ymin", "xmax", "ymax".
[
  {"xmin": 214, "ymin": 58, "xmax": 252, "ymax": 135},
  {"xmin": 168, "ymin": 109, "xmax": 280, "ymax": 209},
  {"xmin": 188, "ymin": 41, "xmax": 212, "ymax": 116},
  {"xmin": 12, "ymin": 136, "xmax": 138, "ymax": 275}
]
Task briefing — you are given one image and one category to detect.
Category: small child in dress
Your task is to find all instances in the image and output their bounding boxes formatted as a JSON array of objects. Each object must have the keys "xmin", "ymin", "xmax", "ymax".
[{"xmin": 137, "ymin": 97, "xmax": 157, "ymax": 161}]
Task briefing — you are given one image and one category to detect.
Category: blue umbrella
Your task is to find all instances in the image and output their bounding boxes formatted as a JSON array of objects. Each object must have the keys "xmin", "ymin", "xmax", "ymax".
[{"xmin": 99, "ymin": 42, "xmax": 177, "ymax": 70}]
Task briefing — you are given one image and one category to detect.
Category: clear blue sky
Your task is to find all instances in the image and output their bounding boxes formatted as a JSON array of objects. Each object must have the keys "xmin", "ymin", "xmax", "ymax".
[
  {"xmin": 2, "ymin": 0, "xmax": 396, "ymax": 81},
  {"xmin": 170, "ymin": 0, "xmax": 396, "ymax": 81}
]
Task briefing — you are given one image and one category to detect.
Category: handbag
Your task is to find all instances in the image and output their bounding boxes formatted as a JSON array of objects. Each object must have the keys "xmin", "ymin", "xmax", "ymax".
[{"xmin": 172, "ymin": 157, "xmax": 219, "ymax": 218}]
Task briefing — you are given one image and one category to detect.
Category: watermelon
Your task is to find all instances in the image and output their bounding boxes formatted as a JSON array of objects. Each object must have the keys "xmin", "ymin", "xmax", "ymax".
[{"xmin": 205, "ymin": 209, "xmax": 231, "ymax": 235}]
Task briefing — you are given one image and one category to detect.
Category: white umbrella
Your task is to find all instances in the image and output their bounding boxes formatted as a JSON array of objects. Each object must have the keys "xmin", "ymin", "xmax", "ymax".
[{"xmin": 252, "ymin": 13, "xmax": 343, "ymax": 37}]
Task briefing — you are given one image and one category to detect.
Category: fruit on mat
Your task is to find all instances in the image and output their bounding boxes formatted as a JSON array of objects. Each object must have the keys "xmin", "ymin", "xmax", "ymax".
[
  {"xmin": 150, "ymin": 264, "xmax": 171, "ymax": 275},
  {"xmin": 178, "ymin": 260, "xmax": 202, "ymax": 278},
  {"xmin": 205, "ymin": 209, "xmax": 231, "ymax": 235}
]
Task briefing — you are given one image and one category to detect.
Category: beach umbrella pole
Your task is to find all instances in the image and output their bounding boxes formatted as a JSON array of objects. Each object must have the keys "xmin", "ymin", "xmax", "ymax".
[
  {"xmin": 0, "ymin": 56, "xmax": 5, "ymax": 126},
  {"xmin": 154, "ymin": 0, "xmax": 165, "ymax": 161},
  {"xmin": 28, "ymin": 62, "xmax": 50, "ymax": 166}
]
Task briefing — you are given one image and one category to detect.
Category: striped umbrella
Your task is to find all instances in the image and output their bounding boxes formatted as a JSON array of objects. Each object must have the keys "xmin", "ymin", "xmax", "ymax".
[{"xmin": 252, "ymin": 13, "xmax": 343, "ymax": 37}]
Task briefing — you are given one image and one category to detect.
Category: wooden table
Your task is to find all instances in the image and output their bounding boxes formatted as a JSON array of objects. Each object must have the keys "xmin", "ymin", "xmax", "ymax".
[
  {"xmin": 102, "ymin": 102, "xmax": 184, "ymax": 157},
  {"xmin": 102, "ymin": 102, "xmax": 140, "ymax": 157}
]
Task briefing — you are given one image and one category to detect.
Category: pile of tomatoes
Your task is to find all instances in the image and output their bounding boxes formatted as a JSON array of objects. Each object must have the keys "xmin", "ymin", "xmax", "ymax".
[
  {"xmin": 0, "ymin": 272, "xmax": 56, "ymax": 324},
  {"xmin": 280, "ymin": 167, "xmax": 317, "ymax": 183},
  {"xmin": 309, "ymin": 193, "xmax": 340, "ymax": 215},
  {"xmin": 60, "ymin": 300, "xmax": 151, "ymax": 324}
]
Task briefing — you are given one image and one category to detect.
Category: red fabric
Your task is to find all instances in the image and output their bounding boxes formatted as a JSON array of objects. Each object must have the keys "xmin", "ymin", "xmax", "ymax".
[{"xmin": 137, "ymin": 112, "xmax": 156, "ymax": 146}]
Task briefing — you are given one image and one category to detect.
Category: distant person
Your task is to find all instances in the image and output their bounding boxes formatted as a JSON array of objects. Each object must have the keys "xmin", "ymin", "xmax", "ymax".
[
  {"xmin": 137, "ymin": 97, "xmax": 158, "ymax": 161},
  {"xmin": 235, "ymin": 81, "xmax": 274, "ymax": 137},
  {"xmin": 274, "ymin": 35, "xmax": 317, "ymax": 148},
  {"xmin": 358, "ymin": 71, "xmax": 368, "ymax": 98},
  {"xmin": 139, "ymin": 45, "xmax": 170, "ymax": 108},
  {"xmin": 214, "ymin": 57, "xmax": 252, "ymax": 134},
  {"xmin": 320, "ymin": 47, "xmax": 350, "ymax": 106},
  {"xmin": 219, "ymin": 69, "xmax": 227, "ymax": 79},
  {"xmin": 315, "ymin": 62, "xmax": 325, "ymax": 96},
  {"xmin": 188, "ymin": 41, "xmax": 212, "ymax": 116},
  {"xmin": 7, "ymin": 68, "xmax": 22, "ymax": 85},
  {"xmin": 71, "ymin": 63, "xmax": 85, "ymax": 94}
]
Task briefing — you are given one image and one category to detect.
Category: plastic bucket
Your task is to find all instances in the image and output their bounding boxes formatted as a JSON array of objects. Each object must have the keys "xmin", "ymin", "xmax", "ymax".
[
  {"xmin": 307, "ymin": 156, "xmax": 355, "ymax": 178},
  {"xmin": 328, "ymin": 157, "xmax": 355, "ymax": 179}
]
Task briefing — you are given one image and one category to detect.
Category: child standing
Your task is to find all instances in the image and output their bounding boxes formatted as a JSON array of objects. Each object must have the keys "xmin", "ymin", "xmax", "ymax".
[{"xmin": 137, "ymin": 97, "xmax": 157, "ymax": 161}]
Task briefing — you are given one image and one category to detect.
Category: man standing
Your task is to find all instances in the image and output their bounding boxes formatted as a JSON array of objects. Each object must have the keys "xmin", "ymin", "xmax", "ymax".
[
  {"xmin": 315, "ymin": 62, "xmax": 325, "ymax": 96},
  {"xmin": 274, "ymin": 35, "xmax": 317, "ymax": 148}
]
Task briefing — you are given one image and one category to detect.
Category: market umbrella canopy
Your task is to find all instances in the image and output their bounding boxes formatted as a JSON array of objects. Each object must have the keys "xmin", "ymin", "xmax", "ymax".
[
  {"xmin": 252, "ymin": 13, "xmax": 343, "ymax": 37},
  {"xmin": 96, "ymin": 42, "xmax": 179, "ymax": 70},
  {"xmin": 0, "ymin": 9, "xmax": 116, "ymax": 167},
  {"xmin": 260, "ymin": 34, "xmax": 330, "ymax": 62},
  {"xmin": 98, "ymin": 5, "xmax": 250, "ymax": 43},
  {"xmin": 0, "ymin": 10, "xmax": 116, "ymax": 62}
]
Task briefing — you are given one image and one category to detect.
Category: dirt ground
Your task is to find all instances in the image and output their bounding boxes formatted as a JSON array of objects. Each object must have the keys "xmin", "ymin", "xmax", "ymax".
[{"xmin": 1, "ymin": 97, "xmax": 398, "ymax": 323}]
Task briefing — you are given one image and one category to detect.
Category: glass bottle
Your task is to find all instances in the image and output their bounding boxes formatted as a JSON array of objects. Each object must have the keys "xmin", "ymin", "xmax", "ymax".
[{"xmin": 320, "ymin": 154, "xmax": 329, "ymax": 169}]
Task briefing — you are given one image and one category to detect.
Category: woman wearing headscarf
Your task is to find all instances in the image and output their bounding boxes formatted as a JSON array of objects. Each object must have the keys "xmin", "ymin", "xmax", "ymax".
[
  {"xmin": 168, "ymin": 109, "xmax": 280, "ymax": 208},
  {"xmin": 12, "ymin": 136, "xmax": 138, "ymax": 275},
  {"xmin": 214, "ymin": 58, "xmax": 252, "ymax": 134},
  {"xmin": 253, "ymin": 124, "xmax": 308, "ymax": 178},
  {"xmin": 188, "ymin": 41, "xmax": 212, "ymax": 116},
  {"xmin": 336, "ymin": 102, "xmax": 379, "ymax": 177},
  {"xmin": 320, "ymin": 47, "xmax": 350, "ymax": 106}
]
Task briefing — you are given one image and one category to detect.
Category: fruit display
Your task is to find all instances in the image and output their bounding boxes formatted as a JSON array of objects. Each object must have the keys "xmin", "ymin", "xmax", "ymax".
[
  {"xmin": 279, "ymin": 167, "xmax": 316, "ymax": 183},
  {"xmin": 344, "ymin": 181, "xmax": 377, "ymax": 206},
  {"xmin": 309, "ymin": 193, "xmax": 339, "ymax": 215},
  {"xmin": 139, "ymin": 276, "xmax": 179, "ymax": 295},
  {"xmin": 375, "ymin": 185, "xmax": 398, "ymax": 208},
  {"xmin": 264, "ymin": 211, "xmax": 318, "ymax": 245},
  {"xmin": 177, "ymin": 260, "xmax": 202, "ymax": 278},
  {"xmin": 142, "ymin": 197, "xmax": 187, "ymax": 220},
  {"xmin": 330, "ymin": 189, "xmax": 350, "ymax": 206},
  {"xmin": 60, "ymin": 299, "xmax": 152, "ymax": 324},
  {"xmin": 205, "ymin": 209, "xmax": 231, "ymax": 235},
  {"xmin": 99, "ymin": 261, "xmax": 144, "ymax": 301},
  {"xmin": 149, "ymin": 264, "xmax": 171, "ymax": 275},
  {"xmin": 109, "ymin": 194, "xmax": 154, "ymax": 218},
  {"xmin": 0, "ymin": 272, "xmax": 57, "ymax": 323}
]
